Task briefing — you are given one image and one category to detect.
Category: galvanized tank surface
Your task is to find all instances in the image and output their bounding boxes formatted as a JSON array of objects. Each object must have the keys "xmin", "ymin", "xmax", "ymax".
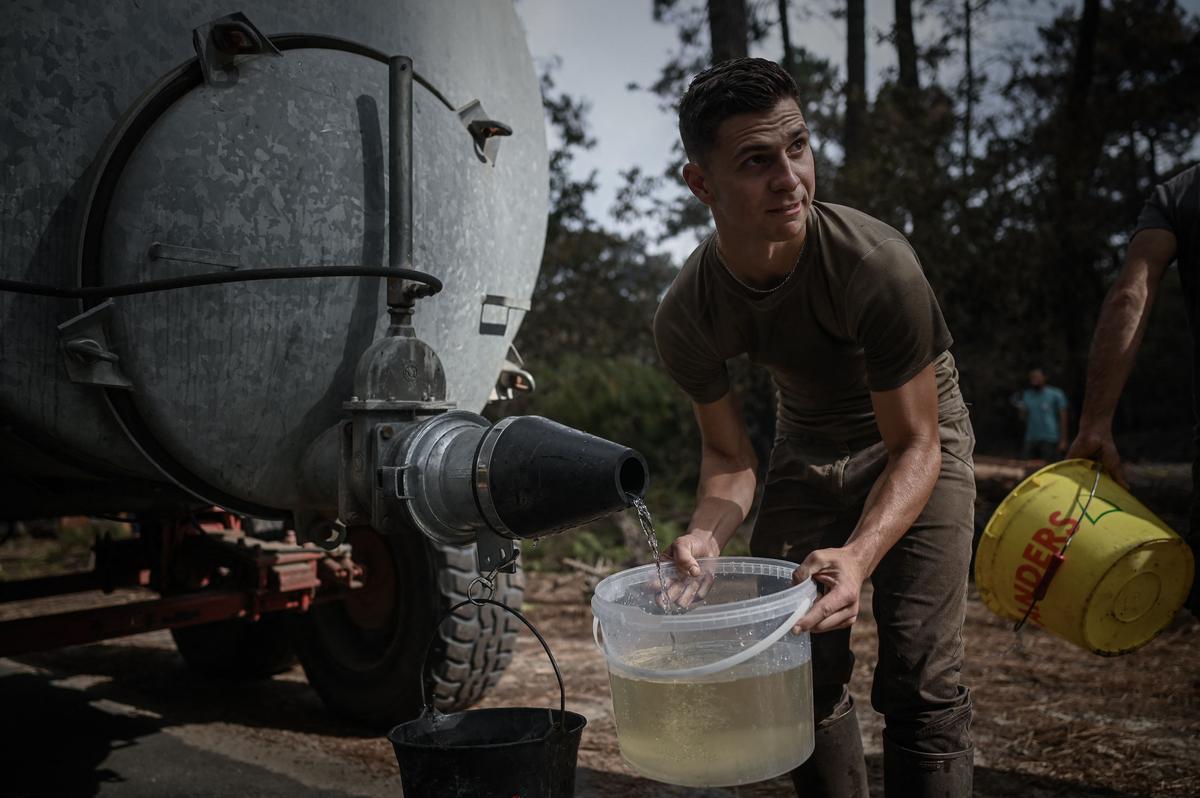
[{"xmin": 0, "ymin": 1, "xmax": 547, "ymax": 515}]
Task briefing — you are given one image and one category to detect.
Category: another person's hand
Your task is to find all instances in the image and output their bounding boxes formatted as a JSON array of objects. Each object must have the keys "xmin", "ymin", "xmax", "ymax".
[
  {"xmin": 1057, "ymin": 437, "xmax": 1069, "ymax": 455},
  {"xmin": 790, "ymin": 547, "xmax": 868, "ymax": 634},
  {"xmin": 1067, "ymin": 428, "xmax": 1127, "ymax": 488}
]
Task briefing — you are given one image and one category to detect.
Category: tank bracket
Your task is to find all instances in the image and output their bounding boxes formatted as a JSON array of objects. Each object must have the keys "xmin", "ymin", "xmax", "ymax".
[
  {"xmin": 192, "ymin": 12, "xmax": 282, "ymax": 87},
  {"xmin": 457, "ymin": 99, "xmax": 512, "ymax": 165},
  {"xmin": 479, "ymin": 294, "xmax": 531, "ymax": 336},
  {"xmin": 57, "ymin": 300, "xmax": 133, "ymax": 390},
  {"xmin": 476, "ymin": 526, "xmax": 519, "ymax": 574}
]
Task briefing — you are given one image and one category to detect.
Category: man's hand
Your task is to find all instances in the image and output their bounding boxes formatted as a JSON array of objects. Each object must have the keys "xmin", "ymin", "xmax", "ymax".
[
  {"xmin": 1068, "ymin": 428, "xmax": 1127, "ymax": 488},
  {"xmin": 790, "ymin": 547, "xmax": 868, "ymax": 633},
  {"xmin": 661, "ymin": 531, "xmax": 721, "ymax": 609},
  {"xmin": 665, "ymin": 530, "xmax": 721, "ymax": 577}
]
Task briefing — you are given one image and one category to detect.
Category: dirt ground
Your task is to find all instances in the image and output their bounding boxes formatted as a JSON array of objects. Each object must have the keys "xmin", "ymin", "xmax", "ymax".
[
  {"xmin": 4, "ymin": 570, "xmax": 1196, "ymax": 797},
  {"xmin": 478, "ymin": 571, "xmax": 1200, "ymax": 798},
  {"xmin": 2, "ymin": 456, "xmax": 1198, "ymax": 797}
]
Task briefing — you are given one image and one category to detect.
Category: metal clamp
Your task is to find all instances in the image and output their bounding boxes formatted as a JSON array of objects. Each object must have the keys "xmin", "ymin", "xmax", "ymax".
[
  {"xmin": 376, "ymin": 465, "xmax": 413, "ymax": 500},
  {"xmin": 57, "ymin": 300, "xmax": 133, "ymax": 390},
  {"xmin": 192, "ymin": 12, "xmax": 281, "ymax": 87},
  {"xmin": 479, "ymin": 294, "xmax": 531, "ymax": 336},
  {"xmin": 64, "ymin": 338, "xmax": 119, "ymax": 364},
  {"xmin": 457, "ymin": 99, "xmax": 512, "ymax": 165}
]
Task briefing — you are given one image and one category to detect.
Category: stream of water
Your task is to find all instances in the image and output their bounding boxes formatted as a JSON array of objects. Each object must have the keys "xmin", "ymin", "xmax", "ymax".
[{"xmin": 628, "ymin": 495, "xmax": 680, "ymax": 623}]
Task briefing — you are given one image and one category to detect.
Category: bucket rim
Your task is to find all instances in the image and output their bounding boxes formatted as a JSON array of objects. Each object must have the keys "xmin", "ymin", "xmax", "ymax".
[
  {"xmin": 387, "ymin": 707, "xmax": 588, "ymax": 752},
  {"xmin": 590, "ymin": 556, "xmax": 808, "ymax": 631},
  {"xmin": 984, "ymin": 457, "xmax": 1099, "ymax": 530}
]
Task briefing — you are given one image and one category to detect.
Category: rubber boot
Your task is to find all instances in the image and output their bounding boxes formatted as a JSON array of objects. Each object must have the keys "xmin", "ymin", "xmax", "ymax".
[
  {"xmin": 883, "ymin": 734, "xmax": 974, "ymax": 798},
  {"xmin": 790, "ymin": 701, "xmax": 869, "ymax": 798}
]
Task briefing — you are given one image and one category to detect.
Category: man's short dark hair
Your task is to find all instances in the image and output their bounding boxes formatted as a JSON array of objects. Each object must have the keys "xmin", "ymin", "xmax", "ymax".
[{"xmin": 678, "ymin": 57, "xmax": 801, "ymax": 164}]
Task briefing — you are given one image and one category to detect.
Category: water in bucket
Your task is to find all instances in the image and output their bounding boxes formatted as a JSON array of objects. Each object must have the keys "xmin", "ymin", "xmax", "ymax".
[
  {"xmin": 608, "ymin": 640, "xmax": 814, "ymax": 786},
  {"xmin": 592, "ymin": 557, "xmax": 818, "ymax": 787}
]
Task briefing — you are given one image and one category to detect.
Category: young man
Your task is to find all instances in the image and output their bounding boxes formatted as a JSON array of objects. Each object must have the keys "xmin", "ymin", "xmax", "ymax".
[
  {"xmin": 1068, "ymin": 163, "xmax": 1200, "ymax": 616},
  {"xmin": 654, "ymin": 58, "xmax": 976, "ymax": 797}
]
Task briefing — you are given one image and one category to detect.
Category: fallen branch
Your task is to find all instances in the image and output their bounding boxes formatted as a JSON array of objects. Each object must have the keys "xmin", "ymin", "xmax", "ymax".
[{"xmin": 562, "ymin": 557, "xmax": 615, "ymax": 578}]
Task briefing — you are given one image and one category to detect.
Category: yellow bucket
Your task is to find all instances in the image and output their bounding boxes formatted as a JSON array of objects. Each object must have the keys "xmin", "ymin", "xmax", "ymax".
[{"xmin": 975, "ymin": 458, "xmax": 1194, "ymax": 655}]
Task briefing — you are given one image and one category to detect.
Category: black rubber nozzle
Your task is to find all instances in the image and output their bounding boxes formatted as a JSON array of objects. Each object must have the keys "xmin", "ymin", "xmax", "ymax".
[{"xmin": 475, "ymin": 416, "xmax": 648, "ymax": 539}]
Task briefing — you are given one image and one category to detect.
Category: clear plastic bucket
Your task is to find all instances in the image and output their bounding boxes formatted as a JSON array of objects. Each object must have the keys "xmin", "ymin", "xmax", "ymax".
[{"xmin": 591, "ymin": 557, "xmax": 818, "ymax": 787}]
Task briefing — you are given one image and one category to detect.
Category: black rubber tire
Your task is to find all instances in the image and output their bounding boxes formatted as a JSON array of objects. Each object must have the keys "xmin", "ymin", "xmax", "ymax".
[
  {"xmin": 291, "ymin": 526, "xmax": 524, "ymax": 729},
  {"xmin": 171, "ymin": 614, "xmax": 298, "ymax": 680}
]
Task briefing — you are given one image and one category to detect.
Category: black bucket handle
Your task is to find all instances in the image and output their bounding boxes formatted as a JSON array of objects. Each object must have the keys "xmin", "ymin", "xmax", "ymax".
[{"xmin": 420, "ymin": 597, "xmax": 568, "ymax": 726}]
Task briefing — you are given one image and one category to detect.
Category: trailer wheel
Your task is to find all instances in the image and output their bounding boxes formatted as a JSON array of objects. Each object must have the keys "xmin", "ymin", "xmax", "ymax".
[
  {"xmin": 291, "ymin": 525, "xmax": 523, "ymax": 728},
  {"xmin": 171, "ymin": 615, "xmax": 297, "ymax": 679}
]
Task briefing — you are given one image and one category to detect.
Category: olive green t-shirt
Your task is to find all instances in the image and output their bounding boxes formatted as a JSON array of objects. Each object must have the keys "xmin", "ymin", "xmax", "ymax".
[{"xmin": 653, "ymin": 201, "xmax": 966, "ymax": 441}]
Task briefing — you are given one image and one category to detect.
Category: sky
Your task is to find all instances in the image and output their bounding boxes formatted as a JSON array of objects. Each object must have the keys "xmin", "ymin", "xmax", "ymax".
[{"xmin": 514, "ymin": 0, "xmax": 1200, "ymax": 263}]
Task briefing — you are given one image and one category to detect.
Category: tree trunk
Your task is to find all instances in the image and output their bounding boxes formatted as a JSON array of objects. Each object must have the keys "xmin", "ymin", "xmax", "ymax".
[
  {"xmin": 778, "ymin": 0, "xmax": 795, "ymax": 79},
  {"xmin": 708, "ymin": 0, "xmax": 749, "ymax": 64},
  {"xmin": 894, "ymin": 0, "xmax": 919, "ymax": 92},
  {"xmin": 963, "ymin": 0, "xmax": 974, "ymax": 176},
  {"xmin": 1054, "ymin": 0, "xmax": 1103, "ymax": 396},
  {"xmin": 844, "ymin": 0, "xmax": 867, "ymax": 166}
]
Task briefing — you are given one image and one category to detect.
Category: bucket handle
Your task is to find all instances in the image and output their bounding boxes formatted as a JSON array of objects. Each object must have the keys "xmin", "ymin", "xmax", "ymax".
[
  {"xmin": 1012, "ymin": 463, "xmax": 1104, "ymax": 636},
  {"xmin": 420, "ymin": 597, "xmax": 567, "ymax": 725},
  {"xmin": 593, "ymin": 580, "xmax": 816, "ymax": 680}
]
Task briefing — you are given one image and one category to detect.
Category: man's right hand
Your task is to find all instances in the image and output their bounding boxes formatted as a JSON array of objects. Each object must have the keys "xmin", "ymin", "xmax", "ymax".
[
  {"xmin": 665, "ymin": 530, "xmax": 721, "ymax": 578},
  {"xmin": 1067, "ymin": 428, "xmax": 1128, "ymax": 488},
  {"xmin": 656, "ymin": 531, "xmax": 721, "ymax": 610}
]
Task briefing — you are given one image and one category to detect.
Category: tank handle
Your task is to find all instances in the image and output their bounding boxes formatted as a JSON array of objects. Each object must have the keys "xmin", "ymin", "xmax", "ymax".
[
  {"xmin": 420, "ymin": 597, "xmax": 567, "ymax": 726},
  {"xmin": 594, "ymin": 579, "xmax": 817, "ymax": 681}
]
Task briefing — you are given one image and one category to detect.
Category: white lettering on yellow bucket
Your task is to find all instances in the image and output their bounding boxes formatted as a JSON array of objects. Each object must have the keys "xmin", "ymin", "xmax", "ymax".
[{"xmin": 975, "ymin": 459, "xmax": 1194, "ymax": 655}]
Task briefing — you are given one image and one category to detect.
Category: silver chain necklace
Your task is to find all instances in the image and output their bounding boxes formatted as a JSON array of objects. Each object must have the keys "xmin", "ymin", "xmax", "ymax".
[{"xmin": 720, "ymin": 235, "xmax": 808, "ymax": 295}]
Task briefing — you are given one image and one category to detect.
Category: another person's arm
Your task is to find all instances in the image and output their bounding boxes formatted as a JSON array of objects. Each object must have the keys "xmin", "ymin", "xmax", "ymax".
[
  {"xmin": 1011, "ymin": 391, "xmax": 1028, "ymax": 420},
  {"xmin": 1067, "ymin": 228, "xmax": 1176, "ymax": 485},
  {"xmin": 792, "ymin": 362, "xmax": 941, "ymax": 633},
  {"xmin": 666, "ymin": 391, "xmax": 759, "ymax": 577}
]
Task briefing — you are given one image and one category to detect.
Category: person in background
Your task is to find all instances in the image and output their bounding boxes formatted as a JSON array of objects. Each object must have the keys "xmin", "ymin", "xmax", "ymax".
[
  {"xmin": 654, "ymin": 58, "xmax": 976, "ymax": 797},
  {"xmin": 1012, "ymin": 368, "xmax": 1069, "ymax": 462},
  {"xmin": 1068, "ymin": 163, "xmax": 1200, "ymax": 617}
]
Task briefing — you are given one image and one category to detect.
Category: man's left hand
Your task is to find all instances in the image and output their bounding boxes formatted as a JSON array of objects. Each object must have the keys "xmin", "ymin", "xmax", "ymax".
[{"xmin": 790, "ymin": 547, "xmax": 868, "ymax": 633}]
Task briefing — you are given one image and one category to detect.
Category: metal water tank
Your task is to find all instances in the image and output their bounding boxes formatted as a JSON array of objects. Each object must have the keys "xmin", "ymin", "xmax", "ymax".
[{"xmin": 0, "ymin": 1, "xmax": 647, "ymax": 726}]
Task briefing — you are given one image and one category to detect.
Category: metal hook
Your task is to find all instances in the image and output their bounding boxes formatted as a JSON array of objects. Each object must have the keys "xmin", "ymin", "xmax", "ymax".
[
  {"xmin": 466, "ymin": 548, "xmax": 521, "ymax": 605},
  {"xmin": 467, "ymin": 576, "xmax": 495, "ymax": 605}
]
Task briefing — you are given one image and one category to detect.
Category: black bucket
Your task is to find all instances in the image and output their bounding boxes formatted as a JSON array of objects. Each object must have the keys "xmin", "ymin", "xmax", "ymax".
[{"xmin": 387, "ymin": 598, "xmax": 587, "ymax": 798}]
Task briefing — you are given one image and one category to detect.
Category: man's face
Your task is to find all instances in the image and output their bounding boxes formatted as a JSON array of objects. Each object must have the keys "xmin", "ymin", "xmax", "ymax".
[
  {"xmin": 683, "ymin": 97, "xmax": 816, "ymax": 244},
  {"xmin": 1029, "ymin": 369, "xmax": 1046, "ymax": 389}
]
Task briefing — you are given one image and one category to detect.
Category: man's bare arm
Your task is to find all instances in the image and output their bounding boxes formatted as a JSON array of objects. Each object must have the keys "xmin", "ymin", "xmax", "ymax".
[
  {"xmin": 793, "ymin": 362, "xmax": 941, "ymax": 633},
  {"xmin": 1068, "ymin": 228, "xmax": 1176, "ymax": 484},
  {"xmin": 667, "ymin": 391, "xmax": 758, "ymax": 577}
]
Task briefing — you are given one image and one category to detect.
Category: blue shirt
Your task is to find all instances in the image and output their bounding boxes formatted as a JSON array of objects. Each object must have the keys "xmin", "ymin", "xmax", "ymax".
[{"xmin": 1020, "ymin": 386, "xmax": 1068, "ymax": 443}]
